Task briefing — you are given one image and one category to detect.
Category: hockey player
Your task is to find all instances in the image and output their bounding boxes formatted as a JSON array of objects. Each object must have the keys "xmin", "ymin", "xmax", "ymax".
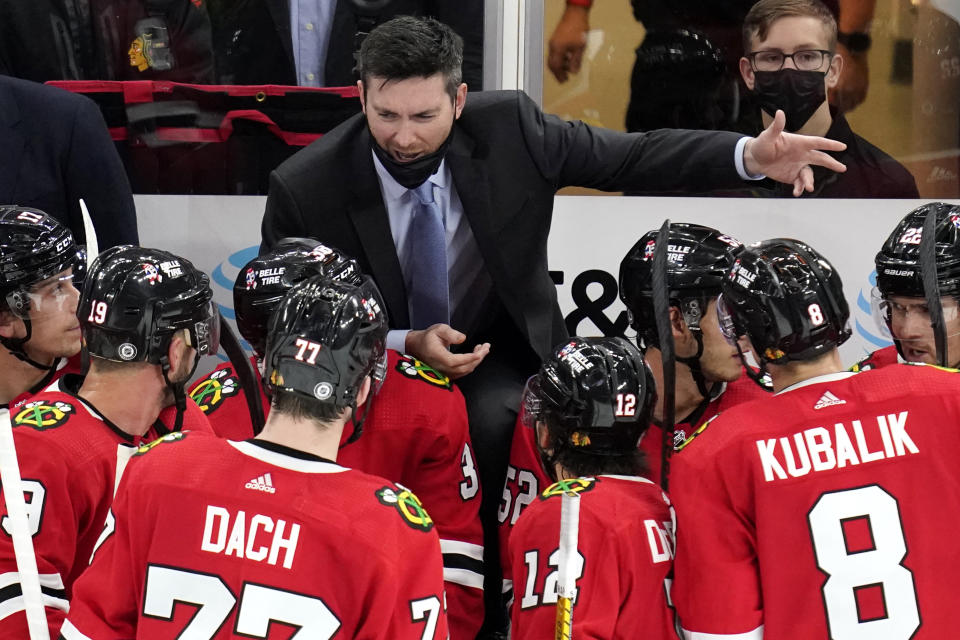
[
  {"xmin": 498, "ymin": 224, "xmax": 767, "ymax": 599},
  {"xmin": 0, "ymin": 206, "xmax": 85, "ymax": 407},
  {"xmin": 854, "ymin": 201, "xmax": 960, "ymax": 371},
  {"xmin": 61, "ymin": 274, "xmax": 449, "ymax": 639},
  {"xmin": 0, "ymin": 245, "xmax": 217, "ymax": 636},
  {"xmin": 190, "ymin": 238, "xmax": 484, "ymax": 639},
  {"xmin": 672, "ymin": 238, "xmax": 960, "ymax": 638},
  {"xmin": 508, "ymin": 337, "xmax": 677, "ymax": 639},
  {"xmin": 189, "ymin": 238, "xmax": 360, "ymax": 439}
]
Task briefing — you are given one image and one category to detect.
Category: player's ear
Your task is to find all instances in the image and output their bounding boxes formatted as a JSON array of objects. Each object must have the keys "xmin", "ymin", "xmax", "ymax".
[
  {"xmin": 355, "ymin": 375, "xmax": 373, "ymax": 408},
  {"xmin": 167, "ymin": 329, "xmax": 195, "ymax": 382},
  {"xmin": 535, "ymin": 421, "xmax": 551, "ymax": 451},
  {"xmin": 669, "ymin": 307, "xmax": 687, "ymax": 339},
  {"xmin": 0, "ymin": 310, "xmax": 23, "ymax": 339}
]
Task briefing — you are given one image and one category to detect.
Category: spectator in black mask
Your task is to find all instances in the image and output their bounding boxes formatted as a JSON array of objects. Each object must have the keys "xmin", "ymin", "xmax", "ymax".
[{"xmin": 735, "ymin": 0, "xmax": 917, "ymax": 197}]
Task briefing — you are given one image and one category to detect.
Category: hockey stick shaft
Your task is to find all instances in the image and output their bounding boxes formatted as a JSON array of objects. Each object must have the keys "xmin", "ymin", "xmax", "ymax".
[
  {"xmin": 555, "ymin": 490, "xmax": 581, "ymax": 640},
  {"xmin": 0, "ymin": 408, "xmax": 50, "ymax": 639},
  {"xmin": 652, "ymin": 220, "xmax": 676, "ymax": 491},
  {"xmin": 79, "ymin": 199, "xmax": 99, "ymax": 267},
  {"xmin": 920, "ymin": 209, "xmax": 947, "ymax": 367}
]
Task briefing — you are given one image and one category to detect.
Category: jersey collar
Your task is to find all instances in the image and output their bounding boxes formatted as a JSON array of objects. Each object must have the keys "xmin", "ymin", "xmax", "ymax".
[{"xmin": 776, "ymin": 370, "xmax": 857, "ymax": 395}]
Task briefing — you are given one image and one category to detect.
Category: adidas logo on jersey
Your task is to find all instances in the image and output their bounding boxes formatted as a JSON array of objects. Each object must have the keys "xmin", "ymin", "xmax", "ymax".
[
  {"xmin": 245, "ymin": 473, "xmax": 276, "ymax": 494},
  {"xmin": 814, "ymin": 391, "xmax": 846, "ymax": 410}
]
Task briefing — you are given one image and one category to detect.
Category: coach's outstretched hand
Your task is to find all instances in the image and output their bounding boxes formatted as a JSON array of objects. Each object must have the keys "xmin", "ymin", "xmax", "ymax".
[
  {"xmin": 743, "ymin": 109, "xmax": 847, "ymax": 197},
  {"xmin": 405, "ymin": 324, "xmax": 491, "ymax": 380}
]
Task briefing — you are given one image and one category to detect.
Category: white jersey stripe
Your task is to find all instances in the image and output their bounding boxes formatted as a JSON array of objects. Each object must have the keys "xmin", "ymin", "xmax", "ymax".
[
  {"xmin": 59, "ymin": 620, "xmax": 95, "ymax": 640},
  {"xmin": 442, "ymin": 567, "xmax": 485, "ymax": 589},
  {"xmin": 229, "ymin": 441, "xmax": 349, "ymax": 473},
  {"xmin": 439, "ymin": 539, "xmax": 484, "ymax": 561}
]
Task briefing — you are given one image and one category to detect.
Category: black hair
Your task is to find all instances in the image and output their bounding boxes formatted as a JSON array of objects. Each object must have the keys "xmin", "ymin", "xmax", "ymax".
[
  {"xmin": 271, "ymin": 388, "xmax": 342, "ymax": 424},
  {"xmin": 358, "ymin": 16, "xmax": 464, "ymax": 100},
  {"xmin": 545, "ymin": 426, "xmax": 650, "ymax": 479}
]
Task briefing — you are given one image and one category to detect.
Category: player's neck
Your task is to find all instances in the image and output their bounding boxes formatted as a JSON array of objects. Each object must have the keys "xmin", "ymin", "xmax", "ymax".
[
  {"xmin": 0, "ymin": 347, "xmax": 54, "ymax": 404},
  {"xmin": 645, "ymin": 347, "xmax": 707, "ymax": 423},
  {"xmin": 760, "ymin": 101, "xmax": 832, "ymax": 137},
  {"xmin": 767, "ymin": 349, "xmax": 845, "ymax": 393},
  {"xmin": 78, "ymin": 369, "xmax": 164, "ymax": 437},
  {"xmin": 256, "ymin": 412, "xmax": 344, "ymax": 462}
]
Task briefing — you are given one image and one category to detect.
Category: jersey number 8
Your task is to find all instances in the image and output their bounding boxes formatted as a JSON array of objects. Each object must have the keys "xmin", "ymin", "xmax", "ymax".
[{"xmin": 808, "ymin": 485, "xmax": 920, "ymax": 640}]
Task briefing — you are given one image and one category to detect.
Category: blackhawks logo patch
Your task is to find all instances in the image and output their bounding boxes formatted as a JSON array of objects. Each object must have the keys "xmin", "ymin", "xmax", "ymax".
[
  {"xmin": 134, "ymin": 431, "xmax": 187, "ymax": 456},
  {"xmin": 376, "ymin": 485, "xmax": 434, "ymax": 532},
  {"xmin": 395, "ymin": 354, "xmax": 451, "ymax": 390},
  {"xmin": 13, "ymin": 400, "xmax": 74, "ymax": 430},
  {"xmin": 190, "ymin": 369, "xmax": 240, "ymax": 414},
  {"xmin": 676, "ymin": 414, "xmax": 720, "ymax": 452},
  {"xmin": 540, "ymin": 477, "xmax": 597, "ymax": 500}
]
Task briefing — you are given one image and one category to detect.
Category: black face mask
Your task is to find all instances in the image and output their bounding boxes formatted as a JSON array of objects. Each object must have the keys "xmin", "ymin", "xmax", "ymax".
[
  {"xmin": 370, "ymin": 129, "xmax": 455, "ymax": 190},
  {"xmin": 753, "ymin": 68, "xmax": 827, "ymax": 132}
]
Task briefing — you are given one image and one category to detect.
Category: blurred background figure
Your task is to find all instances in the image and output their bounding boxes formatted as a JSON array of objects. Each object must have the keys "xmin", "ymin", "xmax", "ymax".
[
  {"xmin": 0, "ymin": 75, "xmax": 138, "ymax": 248},
  {"xmin": 546, "ymin": 0, "xmax": 874, "ymax": 134},
  {"xmin": 208, "ymin": 0, "xmax": 484, "ymax": 88},
  {"xmin": 0, "ymin": 0, "xmax": 214, "ymax": 82}
]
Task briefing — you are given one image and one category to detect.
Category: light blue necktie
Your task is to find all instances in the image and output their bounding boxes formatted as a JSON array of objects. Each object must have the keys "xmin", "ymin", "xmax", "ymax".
[{"xmin": 409, "ymin": 181, "xmax": 449, "ymax": 329}]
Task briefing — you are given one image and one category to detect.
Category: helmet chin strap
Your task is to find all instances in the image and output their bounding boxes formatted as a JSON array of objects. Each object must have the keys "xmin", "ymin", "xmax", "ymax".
[
  {"xmin": 675, "ymin": 329, "xmax": 711, "ymax": 399},
  {"xmin": 339, "ymin": 396, "xmax": 370, "ymax": 448},
  {"xmin": 0, "ymin": 320, "xmax": 57, "ymax": 372},
  {"xmin": 158, "ymin": 350, "xmax": 201, "ymax": 434},
  {"xmin": 735, "ymin": 341, "xmax": 772, "ymax": 389}
]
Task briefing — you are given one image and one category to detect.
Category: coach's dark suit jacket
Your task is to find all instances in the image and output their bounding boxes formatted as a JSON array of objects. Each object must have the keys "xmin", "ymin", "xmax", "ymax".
[
  {"xmin": 261, "ymin": 90, "xmax": 744, "ymax": 362},
  {"xmin": 0, "ymin": 75, "xmax": 138, "ymax": 248}
]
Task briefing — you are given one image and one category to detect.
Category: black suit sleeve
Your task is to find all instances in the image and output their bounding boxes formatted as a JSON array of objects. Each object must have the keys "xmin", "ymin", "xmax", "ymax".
[
  {"xmin": 260, "ymin": 169, "xmax": 309, "ymax": 253},
  {"xmin": 514, "ymin": 92, "xmax": 746, "ymax": 193},
  {"xmin": 64, "ymin": 96, "xmax": 138, "ymax": 248}
]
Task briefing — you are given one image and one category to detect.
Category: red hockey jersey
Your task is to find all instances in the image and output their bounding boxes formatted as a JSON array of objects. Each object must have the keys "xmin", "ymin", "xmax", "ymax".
[
  {"xmin": 508, "ymin": 476, "xmax": 677, "ymax": 639},
  {"xmin": 849, "ymin": 344, "xmax": 900, "ymax": 372},
  {"xmin": 5, "ymin": 354, "xmax": 82, "ymax": 410},
  {"xmin": 189, "ymin": 350, "xmax": 484, "ymax": 639},
  {"xmin": 671, "ymin": 365, "xmax": 960, "ymax": 639},
  {"xmin": 498, "ymin": 371, "xmax": 768, "ymax": 593},
  {"xmin": 60, "ymin": 432, "xmax": 449, "ymax": 640},
  {"xmin": 188, "ymin": 356, "xmax": 267, "ymax": 441},
  {"xmin": 0, "ymin": 391, "xmax": 175, "ymax": 637}
]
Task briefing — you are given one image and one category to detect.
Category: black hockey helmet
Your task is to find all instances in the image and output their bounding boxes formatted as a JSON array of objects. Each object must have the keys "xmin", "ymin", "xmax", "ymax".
[
  {"xmin": 620, "ymin": 223, "xmax": 742, "ymax": 347},
  {"xmin": 234, "ymin": 238, "xmax": 361, "ymax": 358},
  {"xmin": 263, "ymin": 274, "xmax": 388, "ymax": 438},
  {"xmin": 520, "ymin": 337, "xmax": 655, "ymax": 468},
  {"xmin": 717, "ymin": 239, "xmax": 851, "ymax": 364},
  {"xmin": 0, "ymin": 206, "xmax": 86, "ymax": 369},
  {"xmin": 80, "ymin": 245, "xmax": 218, "ymax": 365},
  {"xmin": 875, "ymin": 202, "xmax": 960, "ymax": 299}
]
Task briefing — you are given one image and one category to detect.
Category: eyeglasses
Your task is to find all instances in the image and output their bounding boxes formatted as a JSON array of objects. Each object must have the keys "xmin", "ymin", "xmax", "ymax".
[{"xmin": 747, "ymin": 49, "xmax": 832, "ymax": 72}]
